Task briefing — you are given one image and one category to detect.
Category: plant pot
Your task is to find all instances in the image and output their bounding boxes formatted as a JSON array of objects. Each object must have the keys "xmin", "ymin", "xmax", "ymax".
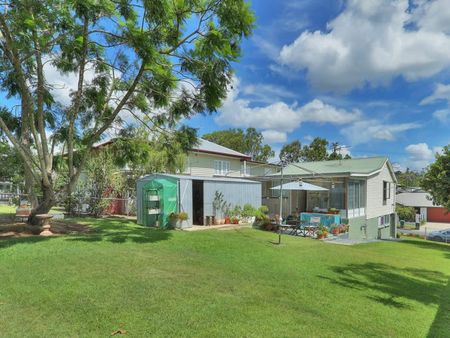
[
  {"xmin": 317, "ymin": 234, "xmax": 324, "ymax": 239},
  {"xmin": 225, "ymin": 217, "xmax": 231, "ymax": 224}
]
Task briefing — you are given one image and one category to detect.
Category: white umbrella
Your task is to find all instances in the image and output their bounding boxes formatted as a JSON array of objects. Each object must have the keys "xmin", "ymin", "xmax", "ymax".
[{"xmin": 270, "ymin": 181, "xmax": 328, "ymax": 191}]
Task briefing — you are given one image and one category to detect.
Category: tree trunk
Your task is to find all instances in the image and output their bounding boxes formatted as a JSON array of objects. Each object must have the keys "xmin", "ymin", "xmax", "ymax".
[
  {"xmin": 28, "ymin": 180, "xmax": 55, "ymax": 225},
  {"xmin": 24, "ymin": 166, "xmax": 38, "ymax": 208}
]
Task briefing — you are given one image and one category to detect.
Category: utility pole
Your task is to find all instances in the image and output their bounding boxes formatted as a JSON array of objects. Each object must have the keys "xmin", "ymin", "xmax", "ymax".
[{"xmin": 278, "ymin": 164, "xmax": 284, "ymax": 245}]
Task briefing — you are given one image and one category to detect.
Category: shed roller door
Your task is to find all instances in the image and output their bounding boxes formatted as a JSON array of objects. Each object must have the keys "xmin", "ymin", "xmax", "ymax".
[{"xmin": 427, "ymin": 207, "xmax": 450, "ymax": 222}]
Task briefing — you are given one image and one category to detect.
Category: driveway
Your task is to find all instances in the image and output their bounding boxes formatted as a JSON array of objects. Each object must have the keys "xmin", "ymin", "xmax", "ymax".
[{"xmin": 398, "ymin": 222, "xmax": 450, "ymax": 238}]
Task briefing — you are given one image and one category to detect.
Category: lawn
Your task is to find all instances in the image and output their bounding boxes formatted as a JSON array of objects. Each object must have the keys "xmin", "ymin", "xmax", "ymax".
[
  {"xmin": 0, "ymin": 218, "xmax": 449, "ymax": 337},
  {"xmin": 0, "ymin": 204, "xmax": 64, "ymax": 216}
]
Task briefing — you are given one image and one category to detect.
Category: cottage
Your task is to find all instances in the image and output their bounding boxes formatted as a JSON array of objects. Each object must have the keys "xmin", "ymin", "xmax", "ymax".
[{"xmin": 266, "ymin": 157, "xmax": 397, "ymax": 240}]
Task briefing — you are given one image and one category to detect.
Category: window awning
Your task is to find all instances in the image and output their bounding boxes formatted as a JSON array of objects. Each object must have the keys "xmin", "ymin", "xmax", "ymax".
[{"xmin": 270, "ymin": 181, "xmax": 328, "ymax": 191}]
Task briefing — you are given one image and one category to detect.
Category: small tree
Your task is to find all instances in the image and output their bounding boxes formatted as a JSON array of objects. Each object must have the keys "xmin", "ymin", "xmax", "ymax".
[{"xmin": 421, "ymin": 145, "xmax": 450, "ymax": 211}]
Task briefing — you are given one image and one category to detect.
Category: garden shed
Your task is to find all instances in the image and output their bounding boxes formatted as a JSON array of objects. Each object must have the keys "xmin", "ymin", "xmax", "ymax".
[{"xmin": 137, "ymin": 174, "xmax": 261, "ymax": 228}]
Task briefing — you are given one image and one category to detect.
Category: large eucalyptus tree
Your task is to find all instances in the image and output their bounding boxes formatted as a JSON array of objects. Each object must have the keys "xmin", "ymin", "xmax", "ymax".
[{"xmin": 0, "ymin": 0, "xmax": 254, "ymax": 223}]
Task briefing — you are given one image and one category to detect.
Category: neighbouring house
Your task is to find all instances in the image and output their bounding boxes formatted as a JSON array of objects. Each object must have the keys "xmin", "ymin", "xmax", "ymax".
[
  {"xmin": 136, "ymin": 174, "xmax": 261, "ymax": 228},
  {"xmin": 91, "ymin": 137, "xmax": 278, "ymax": 216},
  {"xmin": 185, "ymin": 139, "xmax": 277, "ymax": 178},
  {"xmin": 265, "ymin": 157, "xmax": 397, "ymax": 241},
  {"xmin": 396, "ymin": 192, "xmax": 450, "ymax": 223}
]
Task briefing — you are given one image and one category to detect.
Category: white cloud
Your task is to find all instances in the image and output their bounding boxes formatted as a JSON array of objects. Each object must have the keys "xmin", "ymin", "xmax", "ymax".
[
  {"xmin": 261, "ymin": 130, "xmax": 287, "ymax": 144},
  {"xmin": 216, "ymin": 77, "xmax": 362, "ymax": 143},
  {"xmin": 433, "ymin": 109, "xmax": 450, "ymax": 123},
  {"xmin": 340, "ymin": 120, "xmax": 421, "ymax": 145},
  {"xmin": 420, "ymin": 83, "xmax": 450, "ymax": 105},
  {"xmin": 279, "ymin": 0, "xmax": 450, "ymax": 91},
  {"xmin": 404, "ymin": 142, "xmax": 442, "ymax": 170},
  {"xmin": 241, "ymin": 83, "xmax": 297, "ymax": 104},
  {"xmin": 420, "ymin": 83, "xmax": 450, "ymax": 122}
]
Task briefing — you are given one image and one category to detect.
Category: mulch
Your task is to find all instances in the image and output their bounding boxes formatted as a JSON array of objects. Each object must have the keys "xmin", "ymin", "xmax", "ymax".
[{"xmin": 0, "ymin": 220, "xmax": 93, "ymax": 239}]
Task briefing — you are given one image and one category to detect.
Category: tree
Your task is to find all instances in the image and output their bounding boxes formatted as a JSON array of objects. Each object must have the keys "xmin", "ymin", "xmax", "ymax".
[
  {"xmin": 396, "ymin": 168, "xmax": 423, "ymax": 189},
  {"xmin": 0, "ymin": 140, "xmax": 24, "ymax": 187},
  {"xmin": 301, "ymin": 137, "xmax": 329, "ymax": 162},
  {"xmin": 0, "ymin": 0, "xmax": 254, "ymax": 223},
  {"xmin": 279, "ymin": 140, "xmax": 302, "ymax": 164},
  {"xmin": 421, "ymin": 145, "xmax": 450, "ymax": 211},
  {"xmin": 203, "ymin": 127, "xmax": 274, "ymax": 162}
]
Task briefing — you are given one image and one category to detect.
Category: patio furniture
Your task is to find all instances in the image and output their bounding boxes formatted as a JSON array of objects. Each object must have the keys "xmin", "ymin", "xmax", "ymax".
[
  {"xmin": 303, "ymin": 224, "xmax": 319, "ymax": 237},
  {"xmin": 288, "ymin": 220, "xmax": 307, "ymax": 236},
  {"xmin": 15, "ymin": 206, "xmax": 31, "ymax": 222}
]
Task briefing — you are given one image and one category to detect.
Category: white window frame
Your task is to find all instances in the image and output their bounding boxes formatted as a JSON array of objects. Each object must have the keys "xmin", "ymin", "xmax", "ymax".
[
  {"xmin": 348, "ymin": 180, "xmax": 366, "ymax": 218},
  {"xmin": 214, "ymin": 160, "xmax": 230, "ymax": 176}
]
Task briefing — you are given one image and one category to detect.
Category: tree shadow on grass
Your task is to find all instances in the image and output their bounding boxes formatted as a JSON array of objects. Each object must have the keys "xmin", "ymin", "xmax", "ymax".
[
  {"xmin": 0, "ymin": 235, "xmax": 51, "ymax": 250},
  {"xmin": 319, "ymin": 261, "xmax": 449, "ymax": 336},
  {"xmin": 396, "ymin": 238, "xmax": 450, "ymax": 256},
  {"xmin": 65, "ymin": 217, "xmax": 172, "ymax": 244}
]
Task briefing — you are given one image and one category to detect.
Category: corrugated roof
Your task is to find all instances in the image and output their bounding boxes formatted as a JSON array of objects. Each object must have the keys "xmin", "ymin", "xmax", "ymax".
[
  {"xmin": 192, "ymin": 139, "xmax": 251, "ymax": 159},
  {"xmin": 138, "ymin": 173, "xmax": 260, "ymax": 184},
  {"xmin": 396, "ymin": 192, "xmax": 440, "ymax": 207},
  {"xmin": 271, "ymin": 157, "xmax": 389, "ymax": 177}
]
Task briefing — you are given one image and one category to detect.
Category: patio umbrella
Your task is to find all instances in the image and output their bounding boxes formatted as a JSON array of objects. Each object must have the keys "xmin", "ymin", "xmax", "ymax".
[{"xmin": 270, "ymin": 181, "xmax": 328, "ymax": 191}]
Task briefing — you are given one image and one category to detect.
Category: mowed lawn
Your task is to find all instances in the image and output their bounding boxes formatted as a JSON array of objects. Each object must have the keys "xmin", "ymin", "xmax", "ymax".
[{"xmin": 0, "ymin": 218, "xmax": 449, "ymax": 337}]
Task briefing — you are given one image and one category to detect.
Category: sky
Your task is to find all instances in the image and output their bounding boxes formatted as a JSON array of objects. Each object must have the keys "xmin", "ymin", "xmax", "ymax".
[{"xmin": 185, "ymin": 0, "xmax": 450, "ymax": 171}]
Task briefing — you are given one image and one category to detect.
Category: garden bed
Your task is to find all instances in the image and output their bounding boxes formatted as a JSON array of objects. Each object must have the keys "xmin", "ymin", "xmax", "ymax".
[{"xmin": 0, "ymin": 220, "xmax": 93, "ymax": 239}]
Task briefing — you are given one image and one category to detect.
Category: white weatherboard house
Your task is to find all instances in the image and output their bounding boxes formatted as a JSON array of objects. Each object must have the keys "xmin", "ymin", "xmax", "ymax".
[{"xmin": 267, "ymin": 157, "xmax": 397, "ymax": 240}]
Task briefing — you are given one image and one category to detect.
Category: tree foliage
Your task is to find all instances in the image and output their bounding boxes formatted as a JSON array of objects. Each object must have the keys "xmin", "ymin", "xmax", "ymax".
[
  {"xmin": 279, "ymin": 137, "xmax": 351, "ymax": 164},
  {"xmin": 203, "ymin": 127, "xmax": 274, "ymax": 162},
  {"xmin": 395, "ymin": 168, "xmax": 423, "ymax": 189},
  {"xmin": 0, "ymin": 0, "xmax": 254, "ymax": 221},
  {"xmin": 421, "ymin": 145, "xmax": 450, "ymax": 211}
]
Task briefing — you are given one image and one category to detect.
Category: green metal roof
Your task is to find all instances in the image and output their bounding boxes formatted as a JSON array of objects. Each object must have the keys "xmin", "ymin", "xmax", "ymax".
[{"xmin": 272, "ymin": 157, "xmax": 390, "ymax": 177}]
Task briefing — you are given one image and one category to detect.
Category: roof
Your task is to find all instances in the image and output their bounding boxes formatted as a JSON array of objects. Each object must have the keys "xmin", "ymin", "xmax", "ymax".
[
  {"xmin": 270, "ymin": 157, "xmax": 395, "ymax": 179},
  {"xmin": 138, "ymin": 173, "xmax": 261, "ymax": 184},
  {"xmin": 191, "ymin": 139, "xmax": 251, "ymax": 160},
  {"xmin": 396, "ymin": 192, "xmax": 441, "ymax": 207},
  {"xmin": 93, "ymin": 137, "xmax": 252, "ymax": 160}
]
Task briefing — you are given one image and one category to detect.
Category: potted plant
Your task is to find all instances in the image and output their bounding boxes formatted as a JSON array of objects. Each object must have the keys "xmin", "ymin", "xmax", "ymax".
[
  {"xmin": 230, "ymin": 216, "xmax": 239, "ymax": 224},
  {"xmin": 331, "ymin": 225, "xmax": 339, "ymax": 235},
  {"xmin": 177, "ymin": 212, "xmax": 189, "ymax": 228},
  {"xmin": 168, "ymin": 212, "xmax": 179, "ymax": 228},
  {"xmin": 316, "ymin": 224, "xmax": 328, "ymax": 239}
]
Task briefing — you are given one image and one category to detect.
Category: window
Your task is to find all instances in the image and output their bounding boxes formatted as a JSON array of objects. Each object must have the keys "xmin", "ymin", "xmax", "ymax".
[
  {"xmin": 348, "ymin": 180, "xmax": 366, "ymax": 218},
  {"xmin": 240, "ymin": 163, "xmax": 251, "ymax": 176},
  {"xmin": 383, "ymin": 181, "xmax": 391, "ymax": 205},
  {"xmin": 378, "ymin": 214, "xmax": 390, "ymax": 226},
  {"xmin": 214, "ymin": 160, "xmax": 230, "ymax": 176}
]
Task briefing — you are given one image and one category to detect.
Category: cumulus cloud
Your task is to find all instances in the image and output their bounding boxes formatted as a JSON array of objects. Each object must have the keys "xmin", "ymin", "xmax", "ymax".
[
  {"xmin": 404, "ymin": 142, "xmax": 443, "ymax": 170},
  {"xmin": 340, "ymin": 120, "xmax": 421, "ymax": 145},
  {"xmin": 216, "ymin": 77, "xmax": 362, "ymax": 143},
  {"xmin": 278, "ymin": 0, "xmax": 450, "ymax": 91},
  {"xmin": 261, "ymin": 130, "xmax": 287, "ymax": 144}
]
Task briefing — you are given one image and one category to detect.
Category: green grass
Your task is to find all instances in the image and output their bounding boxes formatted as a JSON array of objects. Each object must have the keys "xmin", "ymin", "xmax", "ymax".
[
  {"xmin": 0, "ymin": 204, "xmax": 64, "ymax": 216},
  {"xmin": 0, "ymin": 218, "xmax": 449, "ymax": 337}
]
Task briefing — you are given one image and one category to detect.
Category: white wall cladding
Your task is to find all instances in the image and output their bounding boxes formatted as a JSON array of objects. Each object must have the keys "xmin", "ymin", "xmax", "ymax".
[
  {"xmin": 202, "ymin": 180, "xmax": 262, "ymax": 217},
  {"xmin": 366, "ymin": 163, "xmax": 396, "ymax": 219}
]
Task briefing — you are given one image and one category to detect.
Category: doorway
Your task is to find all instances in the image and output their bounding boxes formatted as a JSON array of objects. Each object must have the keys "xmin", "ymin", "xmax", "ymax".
[{"xmin": 192, "ymin": 180, "xmax": 204, "ymax": 225}]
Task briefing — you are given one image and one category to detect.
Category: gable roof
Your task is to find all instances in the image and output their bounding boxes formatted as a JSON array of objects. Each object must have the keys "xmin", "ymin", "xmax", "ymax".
[
  {"xmin": 190, "ymin": 138, "xmax": 251, "ymax": 160},
  {"xmin": 270, "ymin": 157, "xmax": 395, "ymax": 179},
  {"xmin": 396, "ymin": 192, "xmax": 440, "ymax": 207}
]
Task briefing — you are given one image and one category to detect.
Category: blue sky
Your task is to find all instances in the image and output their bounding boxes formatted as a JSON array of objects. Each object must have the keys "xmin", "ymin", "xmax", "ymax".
[{"xmin": 186, "ymin": 0, "xmax": 450, "ymax": 171}]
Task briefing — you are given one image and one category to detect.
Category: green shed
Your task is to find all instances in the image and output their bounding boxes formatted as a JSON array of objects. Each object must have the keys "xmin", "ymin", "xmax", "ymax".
[{"xmin": 138, "ymin": 176, "xmax": 178, "ymax": 229}]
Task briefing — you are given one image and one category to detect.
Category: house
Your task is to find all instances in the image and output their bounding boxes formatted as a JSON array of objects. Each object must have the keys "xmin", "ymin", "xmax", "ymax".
[
  {"xmin": 94, "ymin": 137, "xmax": 278, "ymax": 179},
  {"xmin": 396, "ymin": 192, "xmax": 450, "ymax": 223},
  {"xmin": 92, "ymin": 137, "xmax": 277, "ymax": 216},
  {"xmin": 266, "ymin": 157, "xmax": 397, "ymax": 240}
]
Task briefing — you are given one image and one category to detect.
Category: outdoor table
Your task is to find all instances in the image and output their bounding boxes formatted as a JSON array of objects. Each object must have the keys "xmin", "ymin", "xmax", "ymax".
[
  {"xmin": 35, "ymin": 214, "xmax": 54, "ymax": 236},
  {"xmin": 277, "ymin": 223, "xmax": 295, "ymax": 234}
]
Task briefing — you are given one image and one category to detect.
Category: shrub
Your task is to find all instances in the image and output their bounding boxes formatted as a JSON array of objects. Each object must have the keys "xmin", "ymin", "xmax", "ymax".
[
  {"xmin": 178, "ymin": 212, "xmax": 188, "ymax": 221},
  {"xmin": 241, "ymin": 204, "xmax": 256, "ymax": 218},
  {"xmin": 396, "ymin": 204, "xmax": 416, "ymax": 222}
]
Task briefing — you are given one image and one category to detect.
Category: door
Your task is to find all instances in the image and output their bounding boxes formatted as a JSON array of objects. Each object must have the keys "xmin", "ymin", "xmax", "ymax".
[
  {"xmin": 192, "ymin": 180, "xmax": 204, "ymax": 225},
  {"xmin": 427, "ymin": 207, "xmax": 450, "ymax": 223}
]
